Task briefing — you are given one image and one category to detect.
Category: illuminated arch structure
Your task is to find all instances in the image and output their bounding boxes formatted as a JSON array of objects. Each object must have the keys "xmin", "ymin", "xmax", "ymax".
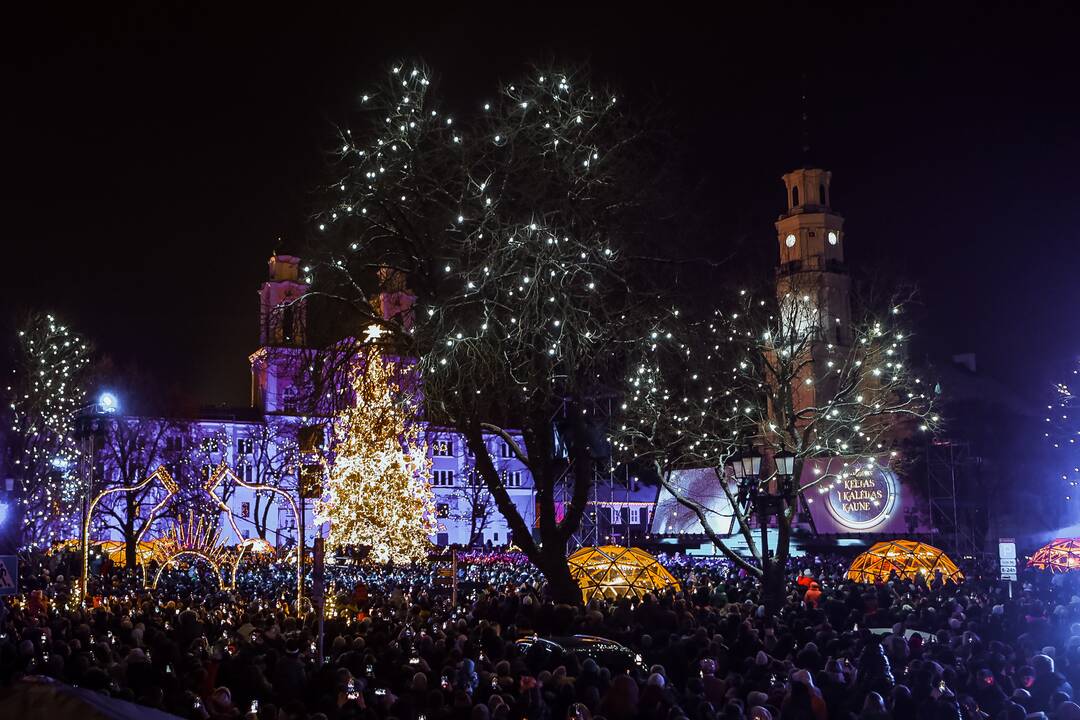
[
  {"xmin": 567, "ymin": 545, "xmax": 681, "ymax": 603},
  {"xmin": 81, "ymin": 461, "xmax": 301, "ymax": 602},
  {"xmin": 152, "ymin": 511, "xmax": 233, "ymax": 589},
  {"xmin": 847, "ymin": 540, "xmax": 964, "ymax": 584}
]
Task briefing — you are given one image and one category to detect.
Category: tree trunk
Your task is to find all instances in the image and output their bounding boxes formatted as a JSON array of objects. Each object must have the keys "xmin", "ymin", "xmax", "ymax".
[
  {"xmin": 255, "ymin": 494, "xmax": 270, "ymax": 540},
  {"xmin": 468, "ymin": 497, "xmax": 480, "ymax": 546},
  {"xmin": 463, "ymin": 418, "xmax": 589, "ymax": 605},
  {"xmin": 539, "ymin": 544, "xmax": 581, "ymax": 604},
  {"xmin": 124, "ymin": 496, "xmax": 137, "ymax": 570},
  {"xmin": 762, "ymin": 562, "xmax": 787, "ymax": 614}
]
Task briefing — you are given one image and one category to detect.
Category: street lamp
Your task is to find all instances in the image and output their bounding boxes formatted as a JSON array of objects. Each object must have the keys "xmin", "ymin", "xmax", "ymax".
[
  {"xmin": 739, "ymin": 449, "xmax": 762, "ymax": 480},
  {"xmin": 730, "ymin": 454, "xmax": 746, "ymax": 481},
  {"xmin": 774, "ymin": 451, "xmax": 797, "ymax": 498},
  {"xmin": 98, "ymin": 392, "xmax": 119, "ymax": 414},
  {"xmin": 76, "ymin": 390, "xmax": 121, "ymax": 601},
  {"xmin": 774, "ymin": 451, "xmax": 795, "ymax": 479}
]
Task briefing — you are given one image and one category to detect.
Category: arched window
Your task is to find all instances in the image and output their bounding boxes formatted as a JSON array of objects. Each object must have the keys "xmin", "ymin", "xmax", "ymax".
[
  {"xmin": 282, "ymin": 386, "xmax": 298, "ymax": 414},
  {"xmin": 791, "ymin": 186, "xmax": 800, "ymax": 208},
  {"xmin": 819, "ymin": 184, "xmax": 827, "ymax": 205}
]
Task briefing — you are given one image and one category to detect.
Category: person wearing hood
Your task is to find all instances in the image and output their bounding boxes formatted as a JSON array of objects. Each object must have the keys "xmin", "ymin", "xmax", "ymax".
[
  {"xmin": 599, "ymin": 674, "xmax": 639, "ymax": 720},
  {"xmin": 1030, "ymin": 653, "xmax": 1073, "ymax": 712},
  {"xmin": 803, "ymin": 582, "xmax": 822, "ymax": 610},
  {"xmin": 272, "ymin": 638, "xmax": 307, "ymax": 707},
  {"xmin": 794, "ymin": 669, "xmax": 828, "ymax": 720}
]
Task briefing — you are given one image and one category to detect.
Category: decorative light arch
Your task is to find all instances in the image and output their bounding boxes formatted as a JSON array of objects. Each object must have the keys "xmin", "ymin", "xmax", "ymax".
[
  {"xmin": 80, "ymin": 461, "xmax": 303, "ymax": 604},
  {"xmin": 203, "ymin": 461, "xmax": 302, "ymax": 602},
  {"xmin": 153, "ymin": 551, "xmax": 226, "ymax": 590},
  {"xmin": 81, "ymin": 466, "xmax": 177, "ymax": 600}
]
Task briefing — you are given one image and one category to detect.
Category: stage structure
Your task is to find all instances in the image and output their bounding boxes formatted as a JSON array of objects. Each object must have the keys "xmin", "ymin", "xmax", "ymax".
[
  {"xmin": 846, "ymin": 539, "xmax": 964, "ymax": 584},
  {"xmin": 567, "ymin": 545, "xmax": 680, "ymax": 603},
  {"xmin": 81, "ymin": 461, "xmax": 301, "ymax": 602},
  {"xmin": 1028, "ymin": 538, "xmax": 1080, "ymax": 573},
  {"xmin": 652, "ymin": 456, "xmax": 931, "ymax": 540}
]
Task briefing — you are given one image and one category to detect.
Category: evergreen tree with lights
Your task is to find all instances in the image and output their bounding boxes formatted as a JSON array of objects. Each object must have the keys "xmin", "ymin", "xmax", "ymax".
[
  {"xmin": 3, "ymin": 312, "xmax": 92, "ymax": 548},
  {"xmin": 619, "ymin": 280, "xmax": 937, "ymax": 608},
  {"xmin": 315, "ymin": 347, "xmax": 436, "ymax": 565},
  {"xmin": 308, "ymin": 63, "xmax": 669, "ymax": 601},
  {"xmin": 1046, "ymin": 360, "xmax": 1080, "ymax": 507}
]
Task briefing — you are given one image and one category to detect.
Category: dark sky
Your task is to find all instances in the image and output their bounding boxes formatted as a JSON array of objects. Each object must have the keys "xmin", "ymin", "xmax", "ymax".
[{"xmin": 4, "ymin": 3, "xmax": 1079, "ymax": 409}]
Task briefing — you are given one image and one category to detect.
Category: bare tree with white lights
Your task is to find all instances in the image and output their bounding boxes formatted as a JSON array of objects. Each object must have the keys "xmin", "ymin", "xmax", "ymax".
[
  {"xmin": 619, "ymin": 279, "xmax": 938, "ymax": 607},
  {"xmin": 307, "ymin": 63, "xmax": 667, "ymax": 602}
]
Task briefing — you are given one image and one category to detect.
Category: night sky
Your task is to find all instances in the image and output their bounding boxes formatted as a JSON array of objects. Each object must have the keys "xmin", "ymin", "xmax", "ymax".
[{"xmin": 4, "ymin": 4, "xmax": 1079, "ymax": 410}]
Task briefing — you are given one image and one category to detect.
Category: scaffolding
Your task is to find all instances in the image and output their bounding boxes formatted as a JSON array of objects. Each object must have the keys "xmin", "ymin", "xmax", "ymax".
[
  {"xmin": 926, "ymin": 438, "xmax": 983, "ymax": 556},
  {"xmin": 550, "ymin": 394, "xmax": 622, "ymax": 551}
]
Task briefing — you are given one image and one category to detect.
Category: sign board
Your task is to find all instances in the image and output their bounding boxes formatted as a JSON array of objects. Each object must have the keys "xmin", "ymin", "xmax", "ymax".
[
  {"xmin": 0, "ymin": 555, "xmax": 17, "ymax": 596},
  {"xmin": 999, "ymin": 538, "xmax": 1017, "ymax": 581}
]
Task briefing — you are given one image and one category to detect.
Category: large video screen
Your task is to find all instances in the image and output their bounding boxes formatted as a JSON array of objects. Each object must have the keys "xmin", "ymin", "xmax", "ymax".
[
  {"xmin": 651, "ymin": 467, "xmax": 734, "ymax": 535},
  {"xmin": 650, "ymin": 457, "xmax": 928, "ymax": 536},
  {"xmin": 801, "ymin": 456, "xmax": 928, "ymax": 535}
]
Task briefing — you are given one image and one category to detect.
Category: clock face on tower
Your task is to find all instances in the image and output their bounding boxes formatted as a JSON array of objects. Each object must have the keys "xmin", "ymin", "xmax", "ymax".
[
  {"xmin": 828, "ymin": 231, "xmax": 838, "ymax": 245},
  {"xmin": 785, "ymin": 234, "xmax": 796, "ymax": 248}
]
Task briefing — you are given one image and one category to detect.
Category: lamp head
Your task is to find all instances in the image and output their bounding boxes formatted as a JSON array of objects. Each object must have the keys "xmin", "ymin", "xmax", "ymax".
[{"xmin": 98, "ymin": 392, "xmax": 118, "ymax": 414}]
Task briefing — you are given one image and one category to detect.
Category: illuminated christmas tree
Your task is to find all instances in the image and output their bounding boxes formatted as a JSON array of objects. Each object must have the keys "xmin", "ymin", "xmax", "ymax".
[
  {"xmin": 315, "ymin": 347, "xmax": 435, "ymax": 564},
  {"xmin": 1046, "ymin": 360, "xmax": 1080, "ymax": 504},
  {"xmin": 3, "ymin": 312, "xmax": 92, "ymax": 548}
]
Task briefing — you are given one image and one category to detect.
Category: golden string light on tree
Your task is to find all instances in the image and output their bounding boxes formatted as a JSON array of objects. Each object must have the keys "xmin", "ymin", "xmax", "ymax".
[{"xmin": 315, "ymin": 347, "xmax": 436, "ymax": 564}]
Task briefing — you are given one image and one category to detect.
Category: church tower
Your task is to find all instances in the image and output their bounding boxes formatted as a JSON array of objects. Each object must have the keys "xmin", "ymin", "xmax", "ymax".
[
  {"xmin": 251, "ymin": 253, "xmax": 310, "ymax": 413},
  {"xmin": 774, "ymin": 167, "xmax": 851, "ymax": 348},
  {"xmin": 773, "ymin": 168, "xmax": 853, "ymax": 420},
  {"xmin": 258, "ymin": 253, "xmax": 309, "ymax": 347}
]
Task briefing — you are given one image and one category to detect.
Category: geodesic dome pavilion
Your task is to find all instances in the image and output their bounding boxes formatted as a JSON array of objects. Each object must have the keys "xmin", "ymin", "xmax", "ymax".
[
  {"xmin": 567, "ymin": 545, "xmax": 681, "ymax": 603},
  {"xmin": 847, "ymin": 539, "xmax": 964, "ymax": 584},
  {"xmin": 1029, "ymin": 538, "xmax": 1080, "ymax": 573}
]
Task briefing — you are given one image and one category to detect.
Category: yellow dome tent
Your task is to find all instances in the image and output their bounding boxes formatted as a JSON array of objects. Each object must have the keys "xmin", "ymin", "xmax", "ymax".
[
  {"xmin": 98, "ymin": 540, "xmax": 161, "ymax": 567},
  {"xmin": 847, "ymin": 539, "xmax": 964, "ymax": 584},
  {"xmin": 567, "ymin": 545, "xmax": 681, "ymax": 603}
]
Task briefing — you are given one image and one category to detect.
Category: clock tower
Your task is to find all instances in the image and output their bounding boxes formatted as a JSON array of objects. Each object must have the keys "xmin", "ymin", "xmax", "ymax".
[{"xmin": 774, "ymin": 167, "xmax": 851, "ymax": 349}]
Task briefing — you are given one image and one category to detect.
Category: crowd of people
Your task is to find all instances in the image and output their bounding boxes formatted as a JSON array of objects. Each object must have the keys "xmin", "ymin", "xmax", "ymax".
[{"xmin": 2, "ymin": 549, "xmax": 1080, "ymax": 720}]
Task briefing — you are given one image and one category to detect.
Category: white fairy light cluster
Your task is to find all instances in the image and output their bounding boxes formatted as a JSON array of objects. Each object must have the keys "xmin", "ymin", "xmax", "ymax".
[
  {"xmin": 616, "ymin": 286, "xmax": 937, "ymax": 494},
  {"xmin": 313, "ymin": 63, "xmax": 635, "ymax": 414},
  {"xmin": 1046, "ymin": 362, "xmax": 1080, "ymax": 502},
  {"xmin": 308, "ymin": 63, "xmax": 654, "ymax": 592},
  {"xmin": 4, "ymin": 313, "xmax": 91, "ymax": 548}
]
